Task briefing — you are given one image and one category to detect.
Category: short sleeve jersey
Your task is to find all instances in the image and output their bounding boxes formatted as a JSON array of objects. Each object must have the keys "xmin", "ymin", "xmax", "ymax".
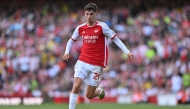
[{"xmin": 71, "ymin": 21, "xmax": 116, "ymax": 67}]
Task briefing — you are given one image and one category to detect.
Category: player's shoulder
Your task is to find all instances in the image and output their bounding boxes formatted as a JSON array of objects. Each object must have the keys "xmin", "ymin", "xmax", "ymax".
[
  {"xmin": 76, "ymin": 23, "xmax": 86, "ymax": 29},
  {"xmin": 97, "ymin": 21, "xmax": 109, "ymax": 29},
  {"xmin": 97, "ymin": 21, "xmax": 107, "ymax": 27}
]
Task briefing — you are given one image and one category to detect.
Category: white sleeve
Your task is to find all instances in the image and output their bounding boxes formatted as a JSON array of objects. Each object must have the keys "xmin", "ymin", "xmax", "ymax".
[
  {"xmin": 113, "ymin": 36, "xmax": 130, "ymax": 54},
  {"xmin": 64, "ymin": 39, "xmax": 75, "ymax": 54},
  {"xmin": 102, "ymin": 23, "xmax": 116, "ymax": 39},
  {"xmin": 71, "ymin": 26, "xmax": 80, "ymax": 41},
  {"xmin": 64, "ymin": 26, "xmax": 80, "ymax": 54}
]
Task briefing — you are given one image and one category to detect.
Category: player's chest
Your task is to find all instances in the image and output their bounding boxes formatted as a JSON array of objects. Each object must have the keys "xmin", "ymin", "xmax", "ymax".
[
  {"xmin": 79, "ymin": 26, "xmax": 103, "ymax": 37},
  {"xmin": 79, "ymin": 27, "xmax": 103, "ymax": 43}
]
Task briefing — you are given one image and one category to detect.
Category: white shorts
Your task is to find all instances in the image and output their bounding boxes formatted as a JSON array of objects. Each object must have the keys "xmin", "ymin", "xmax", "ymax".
[{"xmin": 74, "ymin": 60, "xmax": 103, "ymax": 86}]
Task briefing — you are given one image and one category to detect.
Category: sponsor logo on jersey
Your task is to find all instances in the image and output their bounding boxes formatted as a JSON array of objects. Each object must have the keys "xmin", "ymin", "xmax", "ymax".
[
  {"xmin": 82, "ymin": 35, "xmax": 98, "ymax": 43},
  {"xmin": 82, "ymin": 35, "xmax": 98, "ymax": 39}
]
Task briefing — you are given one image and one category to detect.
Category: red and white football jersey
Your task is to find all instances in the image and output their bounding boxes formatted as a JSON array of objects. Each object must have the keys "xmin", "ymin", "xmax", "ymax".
[{"xmin": 71, "ymin": 21, "xmax": 116, "ymax": 67}]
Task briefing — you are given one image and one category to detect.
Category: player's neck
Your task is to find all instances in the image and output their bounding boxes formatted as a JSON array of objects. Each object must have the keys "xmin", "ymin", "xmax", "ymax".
[{"xmin": 87, "ymin": 20, "xmax": 96, "ymax": 27}]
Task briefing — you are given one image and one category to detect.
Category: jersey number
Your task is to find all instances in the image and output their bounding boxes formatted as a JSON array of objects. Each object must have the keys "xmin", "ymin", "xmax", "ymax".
[{"xmin": 93, "ymin": 73, "xmax": 100, "ymax": 80}]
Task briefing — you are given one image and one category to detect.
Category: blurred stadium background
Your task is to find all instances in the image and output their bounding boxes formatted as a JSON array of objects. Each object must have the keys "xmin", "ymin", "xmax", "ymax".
[{"xmin": 0, "ymin": 0, "xmax": 190, "ymax": 108}]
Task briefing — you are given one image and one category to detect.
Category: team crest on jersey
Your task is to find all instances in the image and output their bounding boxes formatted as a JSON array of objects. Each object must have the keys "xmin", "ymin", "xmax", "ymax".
[
  {"xmin": 82, "ymin": 31, "xmax": 85, "ymax": 34},
  {"xmin": 94, "ymin": 29, "xmax": 99, "ymax": 33}
]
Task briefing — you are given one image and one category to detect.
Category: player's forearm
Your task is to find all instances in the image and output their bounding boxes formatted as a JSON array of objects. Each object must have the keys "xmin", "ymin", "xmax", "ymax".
[
  {"xmin": 64, "ymin": 39, "xmax": 74, "ymax": 54},
  {"xmin": 113, "ymin": 36, "xmax": 130, "ymax": 54}
]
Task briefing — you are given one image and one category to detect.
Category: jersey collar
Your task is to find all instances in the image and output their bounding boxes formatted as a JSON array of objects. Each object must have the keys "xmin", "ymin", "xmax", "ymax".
[{"xmin": 86, "ymin": 20, "xmax": 98, "ymax": 27}]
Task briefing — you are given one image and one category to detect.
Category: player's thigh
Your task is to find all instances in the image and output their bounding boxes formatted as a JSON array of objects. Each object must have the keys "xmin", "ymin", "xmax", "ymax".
[
  {"xmin": 86, "ymin": 85, "xmax": 97, "ymax": 96},
  {"xmin": 86, "ymin": 65, "xmax": 103, "ymax": 86},
  {"xmin": 72, "ymin": 77, "xmax": 84, "ymax": 93},
  {"xmin": 74, "ymin": 60, "xmax": 87, "ymax": 80},
  {"xmin": 73, "ymin": 77, "xmax": 83, "ymax": 88}
]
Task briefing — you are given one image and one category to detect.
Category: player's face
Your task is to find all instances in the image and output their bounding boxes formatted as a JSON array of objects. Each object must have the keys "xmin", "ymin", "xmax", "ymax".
[{"xmin": 85, "ymin": 10, "xmax": 97, "ymax": 24}]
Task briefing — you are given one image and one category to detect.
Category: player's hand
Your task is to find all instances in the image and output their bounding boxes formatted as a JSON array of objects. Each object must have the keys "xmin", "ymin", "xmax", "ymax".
[
  {"xmin": 127, "ymin": 53, "xmax": 133, "ymax": 61},
  {"xmin": 62, "ymin": 54, "xmax": 69, "ymax": 61}
]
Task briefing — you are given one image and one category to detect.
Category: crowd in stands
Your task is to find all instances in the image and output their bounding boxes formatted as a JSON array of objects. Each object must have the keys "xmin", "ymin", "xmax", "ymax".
[{"xmin": 0, "ymin": 0, "xmax": 190, "ymax": 103}]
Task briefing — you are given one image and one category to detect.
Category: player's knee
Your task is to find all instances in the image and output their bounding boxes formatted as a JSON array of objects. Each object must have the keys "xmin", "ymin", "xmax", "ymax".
[
  {"xmin": 72, "ymin": 83, "xmax": 81, "ymax": 92},
  {"xmin": 86, "ymin": 93, "xmax": 94, "ymax": 99}
]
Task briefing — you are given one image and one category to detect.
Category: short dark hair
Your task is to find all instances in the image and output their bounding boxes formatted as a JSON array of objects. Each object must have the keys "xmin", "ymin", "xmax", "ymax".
[{"xmin": 84, "ymin": 3, "xmax": 98, "ymax": 12}]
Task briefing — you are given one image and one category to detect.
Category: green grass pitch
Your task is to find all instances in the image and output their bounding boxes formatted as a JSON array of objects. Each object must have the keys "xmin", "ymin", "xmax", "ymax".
[{"xmin": 0, "ymin": 103, "xmax": 189, "ymax": 109}]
